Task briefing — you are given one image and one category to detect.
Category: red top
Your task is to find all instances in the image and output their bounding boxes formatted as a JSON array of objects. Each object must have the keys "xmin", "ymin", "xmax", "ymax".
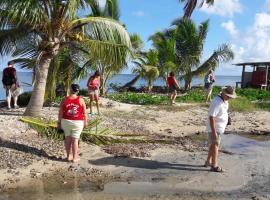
[
  {"xmin": 88, "ymin": 77, "xmax": 100, "ymax": 90},
  {"xmin": 62, "ymin": 96, "xmax": 84, "ymax": 120},
  {"xmin": 167, "ymin": 76, "xmax": 175, "ymax": 87}
]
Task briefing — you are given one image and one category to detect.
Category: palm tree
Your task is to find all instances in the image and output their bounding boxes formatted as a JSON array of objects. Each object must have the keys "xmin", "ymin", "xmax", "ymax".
[
  {"xmin": 0, "ymin": 0, "xmax": 131, "ymax": 116},
  {"xmin": 82, "ymin": 0, "xmax": 128, "ymax": 96},
  {"xmin": 173, "ymin": 19, "xmax": 234, "ymax": 90},
  {"xmin": 149, "ymin": 32, "xmax": 176, "ymax": 83},
  {"xmin": 131, "ymin": 49, "xmax": 159, "ymax": 92},
  {"xmin": 179, "ymin": 0, "xmax": 215, "ymax": 18},
  {"xmin": 120, "ymin": 33, "xmax": 145, "ymax": 89}
]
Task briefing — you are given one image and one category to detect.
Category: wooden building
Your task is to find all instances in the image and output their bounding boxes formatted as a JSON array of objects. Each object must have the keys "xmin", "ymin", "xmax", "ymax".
[{"xmin": 234, "ymin": 62, "xmax": 270, "ymax": 89}]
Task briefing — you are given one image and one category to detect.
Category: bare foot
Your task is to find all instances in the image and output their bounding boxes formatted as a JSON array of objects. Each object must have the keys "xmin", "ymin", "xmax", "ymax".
[
  {"xmin": 65, "ymin": 156, "xmax": 73, "ymax": 162},
  {"xmin": 72, "ymin": 158, "xmax": 80, "ymax": 163}
]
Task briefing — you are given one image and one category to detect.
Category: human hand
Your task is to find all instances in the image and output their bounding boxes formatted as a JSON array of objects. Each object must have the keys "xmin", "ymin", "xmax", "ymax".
[
  {"xmin": 84, "ymin": 121, "xmax": 88, "ymax": 128},
  {"xmin": 212, "ymin": 132, "xmax": 218, "ymax": 141}
]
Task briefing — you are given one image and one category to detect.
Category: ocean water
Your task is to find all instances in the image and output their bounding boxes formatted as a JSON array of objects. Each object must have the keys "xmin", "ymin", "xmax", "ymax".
[{"xmin": 0, "ymin": 72, "xmax": 241, "ymax": 100}]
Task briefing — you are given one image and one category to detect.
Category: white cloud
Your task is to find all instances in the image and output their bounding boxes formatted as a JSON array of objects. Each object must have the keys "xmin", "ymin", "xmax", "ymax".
[
  {"xmin": 132, "ymin": 10, "xmax": 145, "ymax": 17},
  {"xmin": 230, "ymin": 12, "xmax": 270, "ymax": 63},
  {"xmin": 200, "ymin": 0, "xmax": 243, "ymax": 17},
  {"xmin": 263, "ymin": 0, "xmax": 270, "ymax": 11},
  {"xmin": 221, "ymin": 20, "xmax": 238, "ymax": 37}
]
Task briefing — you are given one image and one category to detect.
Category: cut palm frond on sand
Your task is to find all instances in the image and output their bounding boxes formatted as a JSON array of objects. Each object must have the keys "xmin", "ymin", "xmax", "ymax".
[{"xmin": 20, "ymin": 117, "xmax": 154, "ymax": 146}]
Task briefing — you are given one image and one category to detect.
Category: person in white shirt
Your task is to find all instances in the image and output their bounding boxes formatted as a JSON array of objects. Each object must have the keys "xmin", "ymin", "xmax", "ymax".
[{"xmin": 204, "ymin": 86, "xmax": 236, "ymax": 172}]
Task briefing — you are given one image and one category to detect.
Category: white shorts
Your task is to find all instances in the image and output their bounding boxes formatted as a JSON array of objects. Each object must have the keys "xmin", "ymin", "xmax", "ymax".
[
  {"xmin": 89, "ymin": 89, "xmax": 99, "ymax": 98},
  {"xmin": 61, "ymin": 119, "xmax": 84, "ymax": 139}
]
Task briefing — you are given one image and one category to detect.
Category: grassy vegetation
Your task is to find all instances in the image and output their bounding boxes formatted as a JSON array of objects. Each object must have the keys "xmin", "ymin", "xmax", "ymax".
[
  {"xmin": 17, "ymin": 87, "xmax": 270, "ymax": 112},
  {"xmin": 108, "ymin": 87, "xmax": 270, "ymax": 112}
]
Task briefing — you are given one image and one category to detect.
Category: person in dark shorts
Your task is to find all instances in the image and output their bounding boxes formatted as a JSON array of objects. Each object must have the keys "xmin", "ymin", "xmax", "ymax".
[
  {"xmin": 2, "ymin": 61, "xmax": 19, "ymax": 109},
  {"xmin": 204, "ymin": 69, "xmax": 216, "ymax": 103},
  {"xmin": 167, "ymin": 72, "xmax": 180, "ymax": 104}
]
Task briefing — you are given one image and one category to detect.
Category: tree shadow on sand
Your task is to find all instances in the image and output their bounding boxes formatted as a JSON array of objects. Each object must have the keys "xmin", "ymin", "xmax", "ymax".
[
  {"xmin": 89, "ymin": 157, "xmax": 209, "ymax": 171},
  {"xmin": 0, "ymin": 140, "xmax": 65, "ymax": 162}
]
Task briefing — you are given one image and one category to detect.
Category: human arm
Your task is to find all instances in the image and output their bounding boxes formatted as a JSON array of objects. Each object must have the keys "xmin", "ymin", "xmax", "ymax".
[
  {"xmin": 87, "ymin": 77, "xmax": 91, "ymax": 88},
  {"xmin": 209, "ymin": 116, "xmax": 218, "ymax": 139},
  {"xmin": 173, "ymin": 77, "xmax": 180, "ymax": 89},
  {"xmin": 208, "ymin": 100, "xmax": 221, "ymax": 140},
  {"xmin": 80, "ymin": 98, "xmax": 88, "ymax": 128}
]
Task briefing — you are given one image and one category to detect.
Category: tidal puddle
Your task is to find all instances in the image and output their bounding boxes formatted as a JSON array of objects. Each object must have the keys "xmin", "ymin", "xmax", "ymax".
[
  {"xmin": 1, "ymin": 134, "xmax": 270, "ymax": 200},
  {"xmin": 221, "ymin": 134, "xmax": 270, "ymax": 156}
]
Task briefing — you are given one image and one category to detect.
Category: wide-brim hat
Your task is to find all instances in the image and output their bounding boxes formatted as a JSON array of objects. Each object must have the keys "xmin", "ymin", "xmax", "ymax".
[{"xmin": 221, "ymin": 86, "xmax": 237, "ymax": 98}]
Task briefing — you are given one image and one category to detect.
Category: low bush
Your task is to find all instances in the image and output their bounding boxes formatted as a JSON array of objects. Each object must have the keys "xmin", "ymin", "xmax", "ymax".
[
  {"xmin": 229, "ymin": 97, "xmax": 258, "ymax": 112},
  {"xmin": 235, "ymin": 88, "xmax": 270, "ymax": 101},
  {"xmin": 17, "ymin": 92, "xmax": 31, "ymax": 106},
  {"xmin": 108, "ymin": 92, "xmax": 168, "ymax": 105}
]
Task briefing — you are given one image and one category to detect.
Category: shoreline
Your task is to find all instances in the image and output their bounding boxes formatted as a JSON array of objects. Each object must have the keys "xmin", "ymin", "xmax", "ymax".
[{"xmin": 0, "ymin": 98, "xmax": 270, "ymax": 199}]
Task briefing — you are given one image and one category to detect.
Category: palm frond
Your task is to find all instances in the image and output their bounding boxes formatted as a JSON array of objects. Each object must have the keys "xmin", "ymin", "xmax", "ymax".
[
  {"xmin": 191, "ymin": 44, "xmax": 234, "ymax": 77},
  {"xmin": 0, "ymin": 26, "xmax": 33, "ymax": 56},
  {"xmin": 12, "ymin": 58, "xmax": 35, "ymax": 69},
  {"xmin": 105, "ymin": 0, "xmax": 120, "ymax": 20},
  {"xmin": 0, "ymin": 1, "xmax": 47, "ymax": 29}
]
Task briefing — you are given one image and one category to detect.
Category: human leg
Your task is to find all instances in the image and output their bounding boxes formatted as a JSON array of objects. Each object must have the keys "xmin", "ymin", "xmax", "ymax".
[
  {"xmin": 94, "ymin": 90, "xmax": 100, "ymax": 114},
  {"xmin": 5, "ymin": 86, "xmax": 11, "ymax": 109},
  {"xmin": 71, "ymin": 138, "xmax": 79, "ymax": 162},
  {"xmin": 13, "ymin": 96, "xmax": 18, "ymax": 108},
  {"xmin": 89, "ymin": 93, "xmax": 94, "ymax": 114},
  {"xmin": 172, "ymin": 90, "xmax": 177, "ymax": 104},
  {"xmin": 64, "ymin": 136, "xmax": 72, "ymax": 161},
  {"xmin": 205, "ymin": 144, "xmax": 214, "ymax": 166},
  {"xmin": 70, "ymin": 120, "xmax": 83, "ymax": 163}
]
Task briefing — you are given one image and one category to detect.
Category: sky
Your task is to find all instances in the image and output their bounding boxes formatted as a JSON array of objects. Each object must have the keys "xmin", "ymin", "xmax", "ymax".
[{"xmin": 1, "ymin": 0, "xmax": 269, "ymax": 76}]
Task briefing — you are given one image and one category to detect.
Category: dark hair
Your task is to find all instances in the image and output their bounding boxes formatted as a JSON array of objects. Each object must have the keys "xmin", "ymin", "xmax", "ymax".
[
  {"xmin": 169, "ymin": 72, "xmax": 175, "ymax": 77},
  {"xmin": 94, "ymin": 70, "xmax": 100, "ymax": 77},
  {"xmin": 8, "ymin": 61, "xmax": 14, "ymax": 66},
  {"xmin": 70, "ymin": 84, "xmax": 80, "ymax": 94}
]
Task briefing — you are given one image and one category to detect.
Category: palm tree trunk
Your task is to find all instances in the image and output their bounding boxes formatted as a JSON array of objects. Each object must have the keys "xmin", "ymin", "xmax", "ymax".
[
  {"xmin": 24, "ymin": 55, "xmax": 53, "ymax": 116},
  {"xmin": 121, "ymin": 74, "xmax": 140, "ymax": 89},
  {"xmin": 100, "ymin": 77, "xmax": 106, "ymax": 96},
  {"xmin": 184, "ymin": 78, "xmax": 192, "ymax": 90}
]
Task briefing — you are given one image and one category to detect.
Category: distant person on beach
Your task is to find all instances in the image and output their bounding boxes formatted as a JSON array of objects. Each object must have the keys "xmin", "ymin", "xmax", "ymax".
[
  {"xmin": 167, "ymin": 72, "xmax": 180, "ymax": 104},
  {"xmin": 87, "ymin": 71, "xmax": 101, "ymax": 115},
  {"xmin": 204, "ymin": 69, "xmax": 216, "ymax": 103},
  {"xmin": 204, "ymin": 86, "xmax": 236, "ymax": 172},
  {"xmin": 1, "ymin": 61, "xmax": 20, "ymax": 110},
  {"xmin": 58, "ymin": 84, "xmax": 88, "ymax": 163}
]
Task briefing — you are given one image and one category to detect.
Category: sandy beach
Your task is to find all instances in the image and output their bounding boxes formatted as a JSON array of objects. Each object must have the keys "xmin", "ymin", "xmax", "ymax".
[{"xmin": 0, "ymin": 98, "xmax": 270, "ymax": 199}]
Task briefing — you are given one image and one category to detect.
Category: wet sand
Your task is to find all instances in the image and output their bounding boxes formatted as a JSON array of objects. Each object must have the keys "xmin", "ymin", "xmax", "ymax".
[{"xmin": 0, "ymin": 98, "xmax": 270, "ymax": 199}]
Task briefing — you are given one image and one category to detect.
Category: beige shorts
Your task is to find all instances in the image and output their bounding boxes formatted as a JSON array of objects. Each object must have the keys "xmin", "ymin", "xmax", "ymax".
[
  {"xmin": 61, "ymin": 119, "xmax": 84, "ymax": 139},
  {"xmin": 208, "ymin": 132, "xmax": 221, "ymax": 145},
  {"xmin": 88, "ymin": 89, "xmax": 99, "ymax": 97}
]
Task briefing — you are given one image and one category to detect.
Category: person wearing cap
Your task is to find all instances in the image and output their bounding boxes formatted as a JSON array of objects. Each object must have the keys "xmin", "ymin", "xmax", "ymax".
[
  {"xmin": 58, "ymin": 84, "xmax": 88, "ymax": 163},
  {"xmin": 204, "ymin": 69, "xmax": 216, "ymax": 103},
  {"xmin": 204, "ymin": 86, "xmax": 236, "ymax": 172}
]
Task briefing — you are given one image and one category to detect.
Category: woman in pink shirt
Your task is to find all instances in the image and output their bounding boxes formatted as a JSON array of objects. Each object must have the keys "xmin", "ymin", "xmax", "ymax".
[{"xmin": 87, "ymin": 71, "xmax": 101, "ymax": 115}]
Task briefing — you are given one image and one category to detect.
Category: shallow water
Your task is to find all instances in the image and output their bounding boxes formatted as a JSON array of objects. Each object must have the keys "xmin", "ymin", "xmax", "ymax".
[{"xmin": 1, "ymin": 134, "xmax": 270, "ymax": 200}]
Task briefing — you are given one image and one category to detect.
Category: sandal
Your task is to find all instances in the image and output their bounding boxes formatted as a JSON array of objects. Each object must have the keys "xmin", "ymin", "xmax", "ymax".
[
  {"xmin": 203, "ymin": 161, "xmax": 212, "ymax": 167},
  {"xmin": 210, "ymin": 166, "xmax": 224, "ymax": 173}
]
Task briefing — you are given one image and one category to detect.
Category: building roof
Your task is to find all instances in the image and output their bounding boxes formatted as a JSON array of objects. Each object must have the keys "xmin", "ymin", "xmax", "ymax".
[{"xmin": 234, "ymin": 62, "xmax": 270, "ymax": 67}]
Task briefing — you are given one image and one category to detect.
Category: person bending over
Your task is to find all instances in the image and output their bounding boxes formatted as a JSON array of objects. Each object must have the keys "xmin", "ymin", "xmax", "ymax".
[
  {"xmin": 167, "ymin": 72, "xmax": 180, "ymax": 104},
  {"xmin": 205, "ymin": 86, "xmax": 236, "ymax": 172}
]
